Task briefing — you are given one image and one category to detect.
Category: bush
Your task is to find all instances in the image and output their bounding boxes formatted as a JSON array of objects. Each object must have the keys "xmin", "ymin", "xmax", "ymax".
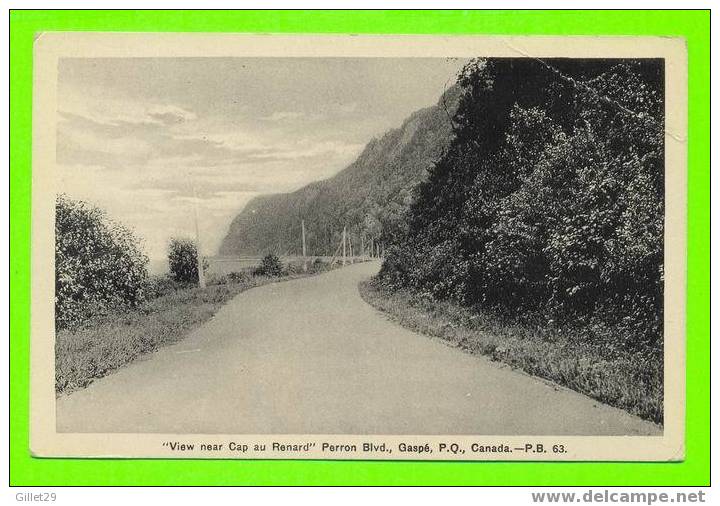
[
  {"xmin": 168, "ymin": 238, "xmax": 208, "ymax": 284},
  {"xmin": 312, "ymin": 258, "xmax": 327, "ymax": 269},
  {"xmin": 208, "ymin": 273, "xmax": 229, "ymax": 286},
  {"xmin": 227, "ymin": 271, "xmax": 251, "ymax": 284},
  {"xmin": 253, "ymin": 253, "xmax": 283, "ymax": 277},
  {"xmin": 380, "ymin": 58, "xmax": 664, "ymax": 348},
  {"xmin": 145, "ymin": 275, "xmax": 184, "ymax": 299},
  {"xmin": 284, "ymin": 261, "xmax": 304, "ymax": 275},
  {"xmin": 55, "ymin": 194, "xmax": 149, "ymax": 330}
]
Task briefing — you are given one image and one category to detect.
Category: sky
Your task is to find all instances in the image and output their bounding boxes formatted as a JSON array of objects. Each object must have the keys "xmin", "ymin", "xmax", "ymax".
[{"xmin": 57, "ymin": 57, "xmax": 465, "ymax": 268}]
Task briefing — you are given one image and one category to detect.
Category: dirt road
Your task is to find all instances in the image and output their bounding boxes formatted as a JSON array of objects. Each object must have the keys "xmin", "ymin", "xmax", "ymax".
[{"xmin": 57, "ymin": 261, "xmax": 660, "ymax": 435}]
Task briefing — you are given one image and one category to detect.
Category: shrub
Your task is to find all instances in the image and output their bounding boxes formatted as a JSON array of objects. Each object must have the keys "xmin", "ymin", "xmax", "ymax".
[
  {"xmin": 253, "ymin": 253, "xmax": 284, "ymax": 277},
  {"xmin": 208, "ymin": 273, "xmax": 229, "ymax": 286},
  {"xmin": 55, "ymin": 194, "xmax": 149, "ymax": 330},
  {"xmin": 285, "ymin": 261, "xmax": 303, "ymax": 275},
  {"xmin": 145, "ymin": 275, "xmax": 184, "ymax": 299},
  {"xmin": 168, "ymin": 238, "xmax": 208, "ymax": 284},
  {"xmin": 227, "ymin": 271, "xmax": 251, "ymax": 284},
  {"xmin": 380, "ymin": 58, "xmax": 664, "ymax": 348},
  {"xmin": 312, "ymin": 258, "xmax": 327, "ymax": 269}
]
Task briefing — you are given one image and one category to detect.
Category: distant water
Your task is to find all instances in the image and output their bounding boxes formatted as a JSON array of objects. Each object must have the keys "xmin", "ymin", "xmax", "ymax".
[
  {"xmin": 147, "ymin": 255, "xmax": 363, "ymax": 277},
  {"xmin": 148, "ymin": 258, "xmax": 168, "ymax": 276}
]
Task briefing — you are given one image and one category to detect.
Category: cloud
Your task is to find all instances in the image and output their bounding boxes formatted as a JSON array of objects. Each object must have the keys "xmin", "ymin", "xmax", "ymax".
[
  {"xmin": 58, "ymin": 87, "xmax": 200, "ymax": 129},
  {"xmin": 57, "ymin": 110, "xmax": 231, "ymax": 169},
  {"xmin": 55, "ymin": 57, "xmax": 469, "ymax": 265},
  {"xmin": 245, "ymin": 140, "xmax": 363, "ymax": 162},
  {"xmin": 58, "ymin": 107, "xmax": 363, "ymax": 178},
  {"xmin": 259, "ymin": 111, "xmax": 305, "ymax": 122},
  {"xmin": 147, "ymin": 105, "xmax": 198, "ymax": 125}
]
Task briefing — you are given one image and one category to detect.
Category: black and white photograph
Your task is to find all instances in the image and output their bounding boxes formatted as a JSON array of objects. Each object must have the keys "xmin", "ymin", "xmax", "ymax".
[{"xmin": 29, "ymin": 33, "xmax": 687, "ymax": 461}]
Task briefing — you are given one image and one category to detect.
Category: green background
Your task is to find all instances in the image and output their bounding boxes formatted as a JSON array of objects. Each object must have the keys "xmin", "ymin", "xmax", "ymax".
[{"xmin": 10, "ymin": 10, "xmax": 710, "ymax": 486}]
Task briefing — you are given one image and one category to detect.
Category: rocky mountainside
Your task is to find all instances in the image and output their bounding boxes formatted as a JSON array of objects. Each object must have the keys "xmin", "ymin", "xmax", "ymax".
[{"xmin": 218, "ymin": 86, "xmax": 459, "ymax": 256}]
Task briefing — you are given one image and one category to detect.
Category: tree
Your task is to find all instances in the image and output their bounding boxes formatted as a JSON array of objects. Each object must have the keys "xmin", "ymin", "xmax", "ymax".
[
  {"xmin": 380, "ymin": 58, "xmax": 664, "ymax": 345},
  {"xmin": 168, "ymin": 238, "xmax": 207, "ymax": 284},
  {"xmin": 253, "ymin": 253, "xmax": 284, "ymax": 277},
  {"xmin": 55, "ymin": 194, "xmax": 149, "ymax": 329}
]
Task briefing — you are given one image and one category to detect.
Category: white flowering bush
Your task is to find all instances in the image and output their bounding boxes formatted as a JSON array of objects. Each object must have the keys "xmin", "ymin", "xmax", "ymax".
[{"xmin": 55, "ymin": 195, "xmax": 149, "ymax": 329}]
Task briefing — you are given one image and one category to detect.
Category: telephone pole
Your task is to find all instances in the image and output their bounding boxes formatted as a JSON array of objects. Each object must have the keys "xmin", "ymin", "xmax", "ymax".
[
  {"xmin": 342, "ymin": 226, "xmax": 347, "ymax": 266},
  {"xmin": 301, "ymin": 219, "xmax": 307, "ymax": 272},
  {"xmin": 192, "ymin": 182, "xmax": 206, "ymax": 289}
]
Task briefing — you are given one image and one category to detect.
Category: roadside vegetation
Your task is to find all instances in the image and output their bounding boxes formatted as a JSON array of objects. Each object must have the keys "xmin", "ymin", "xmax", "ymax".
[
  {"xmin": 359, "ymin": 280, "xmax": 662, "ymax": 424},
  {"xmin": 55, "ymin": 194, "xmax": 150, "ymax": 330},
  {"xmin": 55, "ymin": 195, "xmax": 341, "ymax": 395},
  {"xmin": 374, "ymin": 58, "xmax": 664, "ymax": 424},
  {"xmin": 56, "ymin": 267, "xmax": 324, "ymax": 395}
]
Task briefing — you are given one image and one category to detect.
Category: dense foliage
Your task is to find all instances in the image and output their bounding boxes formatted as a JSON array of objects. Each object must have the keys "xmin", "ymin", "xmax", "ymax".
[
  {"xmin": 55, "ymin": 195, "xmax": 149, "ymax": 329},
  {"xmin": 379, "ymin": 58, "xmax": 664, "ymax": 349},
  {"xmin": 168, "ymin": 238, "xmax": 207, "ymax": 284},
  {"xmin": 253, "ymin": 254, "xmax": 284, "ymax": 277}
]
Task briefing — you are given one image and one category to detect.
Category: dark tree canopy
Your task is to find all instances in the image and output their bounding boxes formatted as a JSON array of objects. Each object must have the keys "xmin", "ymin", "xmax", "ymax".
[
  {"xmin": 379, "ymin": 58, "xmax": 664, "ymax": 347},
  {"xmin": 168, "ymin": 238, "xmax": 206, "ymax": 284}
]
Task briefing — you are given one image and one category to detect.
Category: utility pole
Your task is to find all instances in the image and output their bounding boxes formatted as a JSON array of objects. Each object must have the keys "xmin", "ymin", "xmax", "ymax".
[
  {"xmin": 360, "ymin": 234, "xmax": 364, "ymax": 260},
  {"xmin": 342, "ymin": 226, "xmax": 347, "ymax": 266},
  {"xmin": 349, "ymin": 236, "xmax": 354, "ymax": 264},
  {"xmin": 301, "ymin": 219, "xmax": 307, "ymax": 271},
  {"xmin": 192, "ymin": 182, "xmax": 206, "ymax": 289}
]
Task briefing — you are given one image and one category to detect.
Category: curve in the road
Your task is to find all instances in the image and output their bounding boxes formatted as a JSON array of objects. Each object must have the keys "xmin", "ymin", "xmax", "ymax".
[{"xmin": 57, "ymin": 261, "xmax": 660, "ymax": 436}]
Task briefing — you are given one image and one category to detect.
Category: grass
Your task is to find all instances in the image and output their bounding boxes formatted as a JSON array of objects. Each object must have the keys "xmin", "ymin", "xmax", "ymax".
[
  {"xmin": 358, "ymin": 280, "xmax": 663, "ymax": 425},
  {"xmin": 55, "ymin": 264, "xmax": 335, "ymax": 396}
]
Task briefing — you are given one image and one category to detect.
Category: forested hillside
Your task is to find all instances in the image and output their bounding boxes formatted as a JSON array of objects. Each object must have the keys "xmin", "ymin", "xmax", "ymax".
[
  {"xmin": 380, "ymin": 58, "xmax": 665, "ymax": 347},
  {"xmin": 219, "ymin": 86, "xmax": 460, "ymax": 256}
]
